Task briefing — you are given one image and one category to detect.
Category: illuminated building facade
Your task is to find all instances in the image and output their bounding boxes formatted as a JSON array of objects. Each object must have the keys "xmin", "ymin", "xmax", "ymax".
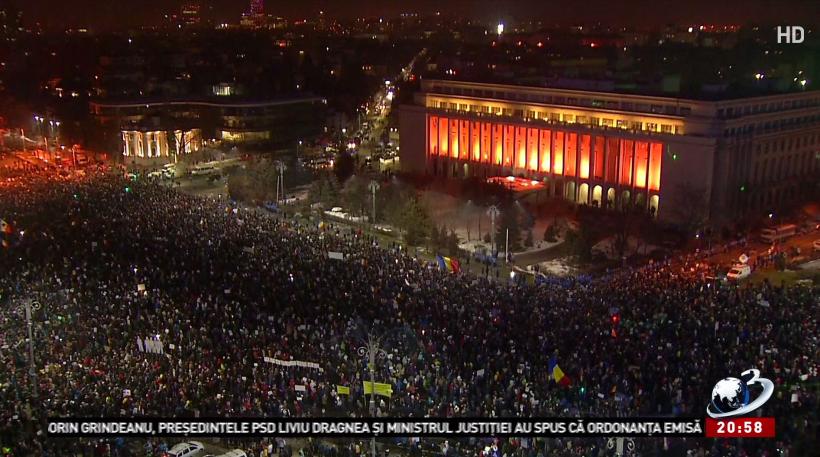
[
  {"xmin": 91, "ymin": 96, "xmax": 326, "ymax": 164},
  {"xmin": 121, "ymin": 129, "xmax": 202, "ymax": 160},
  {"xmin": 400, "ymin": 80, "xmax": 820, "ymax": 223}
]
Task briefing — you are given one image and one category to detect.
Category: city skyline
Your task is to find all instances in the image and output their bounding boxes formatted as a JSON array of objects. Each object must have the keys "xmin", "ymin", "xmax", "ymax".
[{"xmin": 8, "ymin": 0, "xmax": 820, "ymax": 31}]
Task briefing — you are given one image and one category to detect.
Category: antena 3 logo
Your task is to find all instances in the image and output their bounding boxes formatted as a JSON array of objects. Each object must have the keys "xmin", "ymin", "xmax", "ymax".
[{"xmin": 707, "ymin": 369, "xmax": 774, "ymax": 418}]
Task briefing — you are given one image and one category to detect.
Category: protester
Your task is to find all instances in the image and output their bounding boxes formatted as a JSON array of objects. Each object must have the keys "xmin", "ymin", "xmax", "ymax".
[{"xmin": 0, "ymin": 170, "xmax": 816, "ymax": 456}]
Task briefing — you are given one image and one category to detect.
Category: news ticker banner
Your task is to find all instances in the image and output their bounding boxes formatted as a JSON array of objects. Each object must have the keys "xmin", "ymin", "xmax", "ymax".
[{"xmin": 46, "ymin": 417, "xmax": 775, "ymax": 439}]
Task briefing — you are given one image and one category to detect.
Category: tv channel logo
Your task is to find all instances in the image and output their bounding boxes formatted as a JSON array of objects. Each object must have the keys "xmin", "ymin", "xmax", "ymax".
[
  {"xmin": 777, "ymin": 26, "xmax": 805, "ymax": 44},
  {"xmin": 707, "ymin": 369, "xmax": 774, "ymax": 418}
]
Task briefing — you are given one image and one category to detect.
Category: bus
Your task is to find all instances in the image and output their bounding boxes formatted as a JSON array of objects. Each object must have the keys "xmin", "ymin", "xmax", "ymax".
[{"xmin": 760, "ymin": 224, "xmax": 797, "ymax": 243}]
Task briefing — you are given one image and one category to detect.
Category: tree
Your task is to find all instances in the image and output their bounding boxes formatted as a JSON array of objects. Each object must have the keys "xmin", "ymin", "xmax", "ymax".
[
  {"xmin": 667, "ymin": 183, "xmax": 709, "ymax": 236},
  {"xmin": 446, "ymin": 230, "xmax": 460, "ymax": 257},
  {"xmin": 429, "ymin": 225, "xmax": 442, "ymax": 251},
  {"xmin": 612, "ymin": 211, "xmax": 634, "ymax": 260},
  {"xmin": 497, "ymin": 202, "xmax": 522, "ymax": 252},
  {"xmin": 378, "ymin": 180, "xmax": 411, "ymax": 227},
  {"xmin": 544, "ymin": 224, "xmax": 558, "ymax": 243},
  {"xmin": 308, "ymin": 174, "xmax": 339, "ymax": 207},
  {"xmin": 333, "ymin": 151, "xmax": 356, "ymax": 183},
  {"xmin": 341, "ymin": 176, "xmax": 369, "ymax": 216},
  {"xmin": 565, "ymin": 227, "xmax": 594, "ymax": 262},
  {"xmin": 398, "ymin": 197, "xmax": 431, "ymax": 246},
  {"xmin": 525, "ymin": 230, "xmax": 534, "ymax": 248}
]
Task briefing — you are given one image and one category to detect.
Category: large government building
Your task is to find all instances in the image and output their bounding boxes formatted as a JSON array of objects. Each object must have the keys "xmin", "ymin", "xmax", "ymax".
[
  {"xmin": 399, "ymin": 80, "xmax": 820, "ymax": 224},
  {"xmin": 91, "ymin": 95, "xmax": 326, "ymax": 165}
]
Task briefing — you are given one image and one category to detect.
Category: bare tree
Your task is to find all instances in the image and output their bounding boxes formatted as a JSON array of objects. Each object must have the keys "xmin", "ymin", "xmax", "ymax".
[{"xmin": 667, "ymin": 183, "xmax": 709, "ymax": 236}]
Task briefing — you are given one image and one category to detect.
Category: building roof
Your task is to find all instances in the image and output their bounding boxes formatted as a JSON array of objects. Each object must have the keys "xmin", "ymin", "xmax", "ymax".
[
  {"xmin": 90, "ymin": 95, "xmax": 326, "ymax": 109},
  {"xmin": 423, "ymin": 78, "xmax": 820, "ymax": 103}
]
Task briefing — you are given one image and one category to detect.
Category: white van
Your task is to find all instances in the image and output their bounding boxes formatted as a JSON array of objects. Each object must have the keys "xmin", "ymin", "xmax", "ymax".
[
  {"xmin": 191, "ymin": 165, "xmax": 217, "ymax": 176},
  {"xmin": 726, "ymin": 264, "xmax": 752, "ymax": 281}
]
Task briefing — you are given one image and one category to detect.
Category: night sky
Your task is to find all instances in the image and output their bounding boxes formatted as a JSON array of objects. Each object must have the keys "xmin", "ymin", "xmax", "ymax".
[{"xmin": 10, "ymin": 0, "xmax": 820, "ymax": 31}]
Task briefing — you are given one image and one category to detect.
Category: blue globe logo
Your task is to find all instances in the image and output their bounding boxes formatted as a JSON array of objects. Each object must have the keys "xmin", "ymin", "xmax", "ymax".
[
  {"xmin": 707, "ymin": 369, "xmax": 775, "ymax": 418},
  {"xmin": 710, "ymin": 377, "xmax": 748, "ymax": 414}
]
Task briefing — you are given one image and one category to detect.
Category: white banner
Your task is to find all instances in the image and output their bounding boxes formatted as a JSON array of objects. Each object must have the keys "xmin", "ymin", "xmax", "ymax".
[
  {"xmin": 328, "ymin": 252, "xmax": 345, "ymax": 260},
  {"xmin": 263, "ymin": 356, "xmax": 323, "ymax": 372},
  {"xmin": 137, "ymin": 336, "xmax": 164, "ymax": 355}
]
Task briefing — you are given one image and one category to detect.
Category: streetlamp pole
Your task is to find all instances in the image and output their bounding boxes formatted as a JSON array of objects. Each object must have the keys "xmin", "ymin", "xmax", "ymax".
[
  {"xmin": 358, "ymin": 333, "xmax": 384, "ymax": 457},
  {"xmin": 487, "ymin": 205, "xmax": 499, "ymax": 256},
  {"xmin": 16, "ymin": 299, "xmax": 40, "ymax": 400},
  {"xmin": 506, "ymin": 228, "xmax": 510, "ymax": 264},
  {"xmin": 275, "ymin": 161, "xmax": 286, "ymax": 205},
  {"xmin": 369, "ymin": 181, "xmax": 380, "ymax": 225},
  {"xmin": 351, "ymin": 323, "xmax": 416, "ymax": 457}
]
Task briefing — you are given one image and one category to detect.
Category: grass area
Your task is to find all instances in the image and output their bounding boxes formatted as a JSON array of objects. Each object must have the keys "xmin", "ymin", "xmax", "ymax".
[{"xmin": 749, "ymin": 268, "xmax": 819, "ymax": 286}]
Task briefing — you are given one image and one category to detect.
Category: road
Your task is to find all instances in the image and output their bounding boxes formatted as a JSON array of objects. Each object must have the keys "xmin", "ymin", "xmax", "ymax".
[
  {"xmin": 510, "ymin": 243, "xmax": 568, "ymax": 266},
  {"xmin": 350, "ymin": 48, "xmax": 427, "ymax": 164}
]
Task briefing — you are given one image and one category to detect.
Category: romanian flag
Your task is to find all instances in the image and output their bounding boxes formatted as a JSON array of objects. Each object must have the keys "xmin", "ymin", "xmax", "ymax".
[
  {"xmin": 549, "ymin": 356, "xmax": 571, "ymax": 387},
  {"xmin": 436, "ymin": 255, "xmax": 461, "ymax": 273}
]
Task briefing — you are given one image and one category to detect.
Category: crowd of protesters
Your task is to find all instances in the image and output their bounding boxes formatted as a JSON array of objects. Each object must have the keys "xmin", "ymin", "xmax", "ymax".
[{"xmin": 0, "ymin": 170, "xmax": 816, "ymax": 457}]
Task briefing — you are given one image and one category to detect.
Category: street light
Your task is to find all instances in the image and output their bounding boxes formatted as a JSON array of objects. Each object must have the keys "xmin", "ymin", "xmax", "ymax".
[
  {"xmin": 368, "ymin": 181, "xmax": 380, "ymax": 224},
  {"xmin": 274, "ymin": 161, "xmax": 287, "ymax": 205},
  {"xmin": 13, "ymin": 299, "xmax": 41, "ymax": 400},
  {"xmin": 487, "ymin": 205, "xmax": 500, "ymax": 256},
  {"xmin": 349, "ymin": 322, "xmax": 417, "ymax": 457}
]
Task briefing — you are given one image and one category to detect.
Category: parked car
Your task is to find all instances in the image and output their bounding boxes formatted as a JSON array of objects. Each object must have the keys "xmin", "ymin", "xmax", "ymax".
[{"xmin": 164, "ymin": 441, "xmax": 204, "ymax": 457}]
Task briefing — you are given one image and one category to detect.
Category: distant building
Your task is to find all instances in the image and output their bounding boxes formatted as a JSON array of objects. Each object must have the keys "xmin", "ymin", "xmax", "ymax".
[
  {"xmin": 91, "ymin": 96, "xmax": 327, "ymax": 165},
  {"xmin": 180, "ymin": 3, "xmax": 202, "ymax": 27},
  {"xmin": 0, "ymin": 4, "xmax": 23, "ymax": 42},
  {"xmin": 212, "ymin": 83, "xmax": 243, "ymax": 97},
  {"xmin": 400, "ymin": 79, "xmax": 820, "ymax": 224},
  {"xmin": 240, "ymin": 0, "xmax": 282, "ymax": 29},
  {"xmin": 249, "ymin": 0, "xmax": 264, "ymax": 16}
]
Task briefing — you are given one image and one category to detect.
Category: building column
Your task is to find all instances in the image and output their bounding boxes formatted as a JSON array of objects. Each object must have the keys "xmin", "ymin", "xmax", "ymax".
[
  {"xmin": 122, "ymin": 132, "xmax": 129, "ymax": 157},
  {"xmin": 575, "ymin": 131, "xmax": 581, "ymax": 202}
]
